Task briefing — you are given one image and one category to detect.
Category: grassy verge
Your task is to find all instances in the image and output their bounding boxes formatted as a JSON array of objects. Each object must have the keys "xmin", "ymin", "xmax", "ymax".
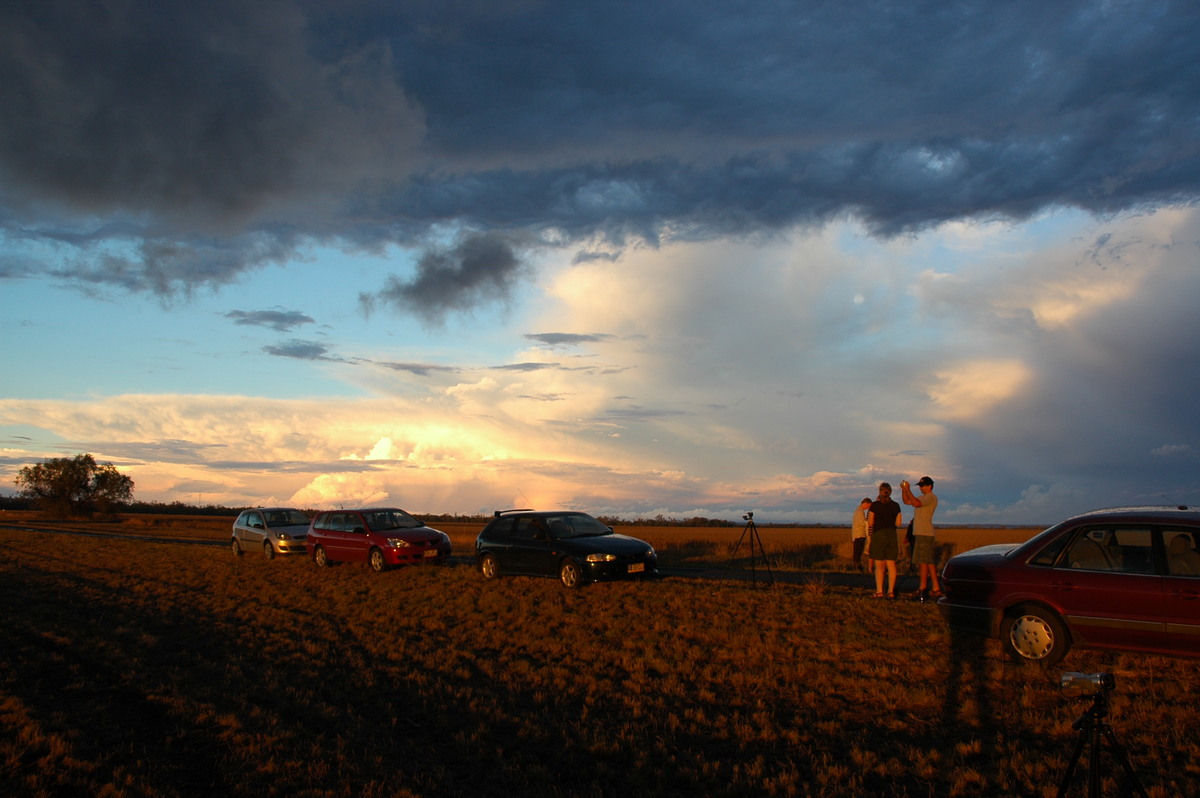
[{"xmin": 2, "ymin": 528, "xmax": 1195, "ymax": 796}]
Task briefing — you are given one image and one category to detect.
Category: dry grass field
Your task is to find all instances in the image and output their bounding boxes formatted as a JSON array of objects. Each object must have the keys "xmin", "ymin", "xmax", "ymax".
[{"xmin": 2, "ymin": 514, "xmax": 1197, "ymax": 796}]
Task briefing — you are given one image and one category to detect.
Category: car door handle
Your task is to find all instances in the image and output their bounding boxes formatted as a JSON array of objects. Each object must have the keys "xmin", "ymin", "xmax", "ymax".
[
  {"xmin": 1168, "ymin": 589, "xmax": 1200, "ymax": 600},
  {"xmin": 1050, "ymin": 581, "xmax": 1078, "ymax": 592}
]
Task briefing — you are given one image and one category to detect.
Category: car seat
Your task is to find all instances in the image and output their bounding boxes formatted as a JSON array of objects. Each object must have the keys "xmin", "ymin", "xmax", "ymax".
[
  {"xmin": 1067, "ymin": 537, "xmax": 1113, "ymax": 570},
  {"xmin": 1167, "ymin": 535, "xmax": 1200, "ymax": 576}
]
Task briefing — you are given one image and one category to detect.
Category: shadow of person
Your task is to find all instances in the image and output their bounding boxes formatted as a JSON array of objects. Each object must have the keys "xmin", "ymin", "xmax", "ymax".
[{"xmin": 941, "ymin": 607, "xmax": 999, "ymax": 786}]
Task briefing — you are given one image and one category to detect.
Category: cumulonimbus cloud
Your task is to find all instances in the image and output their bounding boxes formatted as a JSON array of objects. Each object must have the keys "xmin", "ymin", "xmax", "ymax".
[{"xmin": 1, "ymin": 0, "xmax": 1198, "ymax": 318}]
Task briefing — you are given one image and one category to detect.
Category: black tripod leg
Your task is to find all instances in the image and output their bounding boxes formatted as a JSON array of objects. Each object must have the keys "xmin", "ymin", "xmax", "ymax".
[
  {"xmin": 721, "ymin": 526, "xmax": 750, "ymax": 579},
  {"xmin": 1087, "ymin": 722, "xmax": 1101, "ymax": 798},
  {"xmin": 1056, "ymin": 726, "xmax": 1090, "ymax": 798},
  {"xmin": 1101, "ymin": 727, "xmax": 1148, "ymax": 798},
  {"xmin": 748, "ymin": 522, "xmax": 774, "ymax": 584}
]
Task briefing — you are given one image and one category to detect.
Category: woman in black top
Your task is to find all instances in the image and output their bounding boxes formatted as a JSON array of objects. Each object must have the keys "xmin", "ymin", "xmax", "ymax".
[{"xmin": 868, "ymin": 482, "xmax": 902, "ymax": 598}]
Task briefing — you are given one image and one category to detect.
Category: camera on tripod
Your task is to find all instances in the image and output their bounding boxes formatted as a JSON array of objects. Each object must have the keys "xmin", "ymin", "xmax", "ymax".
[
  {"xmin": 1060, "ymin": 671, "xmax": 1115, "ymax": 699},
  {"xmin": 743, "ymin": 512, "xmax": 753, "ymax": 521}
]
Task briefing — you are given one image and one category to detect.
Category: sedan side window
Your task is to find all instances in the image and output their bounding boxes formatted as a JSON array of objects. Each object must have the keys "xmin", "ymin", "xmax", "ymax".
[
  {"xmin": 246, "ymin": 512, "xmax": 264, "ymax": 529},
  {"xmin": 1064, "ymin": 527, "xmax": 1153, "ymax": 573},
  {"xmin": 1166, "ymin": 531, "xmax": 1200, "ymax": 576}
]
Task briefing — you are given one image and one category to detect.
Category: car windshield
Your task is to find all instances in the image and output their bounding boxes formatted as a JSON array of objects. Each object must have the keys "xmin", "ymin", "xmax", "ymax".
[
  {"xmin": 545, "ymin": 514, "xmax": 612, "ymax": 539},
  {"xmin": 266, "ymin": 509, "xmax": 310, "ymax": 527},
  {"xmin": 364, "ymin": 510, "xmax": 424, "ymax": 531}
]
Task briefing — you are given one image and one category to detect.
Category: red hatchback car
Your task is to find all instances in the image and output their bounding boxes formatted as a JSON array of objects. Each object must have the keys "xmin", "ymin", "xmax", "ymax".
[
  {"xmin": 938, "ymin": 505, "xmax": 1200, "ymax": 665},
  {"xmin": 306, "ymin": 507, "xmax": 451, "ymax": 572}
]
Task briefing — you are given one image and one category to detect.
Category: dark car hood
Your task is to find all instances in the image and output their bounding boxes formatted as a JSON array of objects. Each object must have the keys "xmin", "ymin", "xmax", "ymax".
[{"xmin": 558, "ymin": 533, "xmax": 652, "ymax": 555}]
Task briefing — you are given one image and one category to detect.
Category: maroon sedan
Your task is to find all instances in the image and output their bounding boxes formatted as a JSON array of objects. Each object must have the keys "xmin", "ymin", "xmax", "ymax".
[
  {"xmin": 306, "ymin": 507, "xmax": 451, "ymax": 572},
  {"xmin": 938, "ymin": 505, "xmax": 1200, "ymax": 665}
]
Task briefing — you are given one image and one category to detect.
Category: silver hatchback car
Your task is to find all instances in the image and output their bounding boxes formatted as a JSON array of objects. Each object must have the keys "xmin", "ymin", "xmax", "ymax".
[{"xmin": 231, "ymin": 507, "xmax": 311, "ymax": 559}]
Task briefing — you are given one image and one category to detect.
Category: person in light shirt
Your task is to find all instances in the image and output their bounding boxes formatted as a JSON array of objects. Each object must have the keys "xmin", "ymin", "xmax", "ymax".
[
  {"xmin": 901, "ymin": 476, "xmax": 941, "ymax": 600},
  {"xmin": 850, "ymin": 497, "xmax": 871, "ymax": 572}
]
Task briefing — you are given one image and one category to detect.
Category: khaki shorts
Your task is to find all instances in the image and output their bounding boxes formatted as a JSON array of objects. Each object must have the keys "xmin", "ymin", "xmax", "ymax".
[{"xmin": 912, "ymin": 535, "xmax": 935, "ymax": 565}]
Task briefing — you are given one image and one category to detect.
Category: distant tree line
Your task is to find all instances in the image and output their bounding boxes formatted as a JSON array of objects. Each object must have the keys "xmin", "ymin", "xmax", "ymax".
[{"xmin": 5, "ymin": 455, "xmax": 822, "ymax": 526}]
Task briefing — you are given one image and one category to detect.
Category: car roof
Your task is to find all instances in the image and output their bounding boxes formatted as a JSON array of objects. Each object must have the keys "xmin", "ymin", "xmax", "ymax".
[
  {"xmin": 491, "ymin": 509, "xmax": 591, "ymax": 518},
  {"xmin": 317, "ymin": 507, "xmax": 413, "ymax": 513},
  {"xmin": 314, "ymin": 506, "xmax": 427, "ymax": 513},
  {"xmin": 1060, "ymin": 505, "xmax": 1200, "ymax": 524}
]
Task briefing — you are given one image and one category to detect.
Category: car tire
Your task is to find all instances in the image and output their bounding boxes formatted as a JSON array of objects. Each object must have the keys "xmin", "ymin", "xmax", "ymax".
[
  {"xmin": 313, "ymin": 546, "xmax": 329, "ymax": 568},
  {"xmin": 231, "ymin": 538, "xmax": 243, "ymax": 557},
  {"xmin": 559, "ymin": 558, "xmax": 584, "ymax": 589},
  {"xmin": 1002, "ymin": 604, "xmax": 1070, "ymax": 665},
  {"xmin": 368, "ymin": 548, "xmax": 387, "ymax": 573},
  {"xmin": 479, "ymin": 553, "xmax": 500, "ymax": 579},
  {"xmin": 263, "ymin": 541, "xmax": 275, "ymax": 560}
]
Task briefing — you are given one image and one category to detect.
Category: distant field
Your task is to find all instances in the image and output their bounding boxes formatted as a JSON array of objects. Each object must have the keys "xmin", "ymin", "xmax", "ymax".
[{"xmin": 1, "ymin": 516, "xmax": 1196, "ymax": 796}]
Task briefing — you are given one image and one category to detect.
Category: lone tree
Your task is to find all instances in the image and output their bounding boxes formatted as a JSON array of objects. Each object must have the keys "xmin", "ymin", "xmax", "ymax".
[{"xmin": 15, "ymin": 453, "xmax": 135, "ymax": 517}]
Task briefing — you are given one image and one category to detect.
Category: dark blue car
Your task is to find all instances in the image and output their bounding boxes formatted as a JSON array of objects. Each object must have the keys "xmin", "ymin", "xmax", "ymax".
[{"xmin": 475, "ymin": 510, "xmax": 658, "ymax": 588}]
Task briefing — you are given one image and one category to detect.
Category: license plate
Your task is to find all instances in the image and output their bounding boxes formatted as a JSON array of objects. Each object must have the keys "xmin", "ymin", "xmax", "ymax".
[
  {"xmin": 424, "ymin": 549, "xmax": 438, "ymax": 558},
  {"xmin": 628, "ymin": 563, "xmax": 644, "ymax": 573}
]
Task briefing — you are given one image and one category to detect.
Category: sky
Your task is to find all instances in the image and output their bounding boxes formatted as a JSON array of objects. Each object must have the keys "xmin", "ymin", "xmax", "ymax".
[{"xmin": 2, "ymin": 0, "xmax": 1199, "ymax": 525}]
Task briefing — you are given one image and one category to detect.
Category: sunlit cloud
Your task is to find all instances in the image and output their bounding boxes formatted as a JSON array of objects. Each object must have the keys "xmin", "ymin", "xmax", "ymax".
[{"xmin": 928, "ymin": 360, "xmax": 1034, "ymax": 424}]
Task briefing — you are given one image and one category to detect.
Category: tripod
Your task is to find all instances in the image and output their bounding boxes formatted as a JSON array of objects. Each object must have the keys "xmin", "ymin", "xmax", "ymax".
[
  {"xmin": 1055, "ymin": 688, "xmax": 1147, "ymax": 798},
  {"xmin": 721, "ymin": 512, "xmax": 774, "ymax": 586}
]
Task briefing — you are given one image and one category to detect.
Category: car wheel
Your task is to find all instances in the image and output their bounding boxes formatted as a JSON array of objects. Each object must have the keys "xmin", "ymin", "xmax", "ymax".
[
  {"xmin": 231, "ymin": 538, "xmax": 243, "ymax": 557},
  {"xmin": 559, "ymin": 558, "xmax": 584, "ymax": 589},
  {"xmin": 263, "ymin": 541, "xmax": 276, "ymax": 560},
  {"xmin": 1002, "ymin": 604, "xmax": 1069, "ymax": 665},
  {"xmin": 313, "ymin": 546, "xmax": 329, "ymax": 568},
  {"xmin": 368, "ymin": 548, "xmax": 387, "ymax": 573},
  {"xmin": 479, "ymin": 553, "xmax": 500, "ymax": 579}
]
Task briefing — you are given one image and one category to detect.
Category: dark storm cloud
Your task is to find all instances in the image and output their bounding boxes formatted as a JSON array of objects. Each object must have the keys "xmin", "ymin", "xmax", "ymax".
[
  {"xmin": 2, "ymin": 0, "xmax": 1198, "ymax": 310},
  {"xmin": 373, "ymin": 360, "xmax": 458, "ymax": 377},
  {"xmin": 0, "ymin": 0, "xmax": 422, "ymax": 220},
  {"xmin": 360, "ymin": 231, "xmax": 527, "ymax": 320},
  {"xmin": 526, "ymin": 333, "xmax": 615, "ymax": 347},
  {"xmin": 263, "ymin": 340, "xmax": 340, "ymax": 361},
  {"xmin": 225, "ymin": 309, "xmax": 315, "ymax": 332},
  {"xmin": 491, "ymin": 362, "xmax": 559, "ymax": 373}
]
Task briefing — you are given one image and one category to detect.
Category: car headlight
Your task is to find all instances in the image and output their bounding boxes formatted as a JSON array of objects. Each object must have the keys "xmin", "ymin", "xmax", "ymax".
[
  {"xmin": 387, "ymin": 538, "xmax": 412, "ymax": 548},
  {"xmin": 277, "ymin": 533, "xmax": 291, "ymax": 540},
  {"xmin": 586, "ymin": 553, "xmax": 618, "ymax": 562}
]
